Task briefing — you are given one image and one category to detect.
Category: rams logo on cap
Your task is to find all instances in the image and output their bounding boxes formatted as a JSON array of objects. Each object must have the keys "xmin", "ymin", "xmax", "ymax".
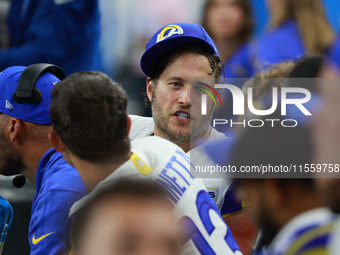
[{"xmin": 156, "ymin": 25, "xmax": 184, "ymax": 43}]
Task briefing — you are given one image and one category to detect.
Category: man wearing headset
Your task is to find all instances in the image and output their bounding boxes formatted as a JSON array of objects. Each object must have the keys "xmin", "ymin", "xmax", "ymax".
[{"xmin": 0, "ymin": 64, "xmax": 87, "ymax": 255}]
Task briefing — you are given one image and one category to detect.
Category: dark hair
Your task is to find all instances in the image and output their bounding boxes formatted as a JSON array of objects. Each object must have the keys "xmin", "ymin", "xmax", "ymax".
[
  {"xmin": 71, "ymin": 178, "xmax": 171, "ymax": 251},
  {"xmin": 50, "ymin": 71, "xmax": 130, "ymax": 163},
  {"xmin": 150, "ymin": 45, "xmax": 223, "ymax": 81}
]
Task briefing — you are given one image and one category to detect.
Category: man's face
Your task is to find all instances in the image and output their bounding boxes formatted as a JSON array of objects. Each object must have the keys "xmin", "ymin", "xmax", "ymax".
[
  {"xmin": 237, "ymin": 180, "xmax": 277, "ymax": 242},
  {"xmin": 148, "ymin": 52, "xmax": 215, "ymax": 143},
  {"xmin": 77, "ymin": 198, "xmax": 181, "ymax": 255},
  {"xmin": 0, "ymin": 114, "xmax": 26, "ymax": 176},
  {"xmin": 237, "ymin": 180, "xmax": 266, "ymax": 226},
  {"xmin": 312, "ymin": 78, "xmax": 340, "ymax": 213}
]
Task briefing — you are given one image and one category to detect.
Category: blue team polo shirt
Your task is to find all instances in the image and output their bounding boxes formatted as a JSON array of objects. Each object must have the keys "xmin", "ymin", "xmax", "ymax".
[{"xmin": 29, "ymin": 148, "xmax": 87, "ymax": 255}]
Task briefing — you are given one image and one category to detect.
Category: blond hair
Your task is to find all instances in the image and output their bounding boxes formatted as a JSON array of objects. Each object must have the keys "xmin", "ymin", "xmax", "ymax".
[{"xmin": 270, "ymin": 0, "xmax": 334, "ymax": 54}]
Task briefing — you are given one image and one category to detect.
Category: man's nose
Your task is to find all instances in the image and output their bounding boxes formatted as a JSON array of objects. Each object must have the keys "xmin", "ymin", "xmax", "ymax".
[{"xmin": 178, "ymin": 86, "xmax": 190, "ymax": 106}]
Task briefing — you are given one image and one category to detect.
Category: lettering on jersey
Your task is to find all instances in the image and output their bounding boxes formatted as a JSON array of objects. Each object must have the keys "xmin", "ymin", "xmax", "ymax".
[
  {"xmin": 156, "ymin": 25, "xmax": 184, "ymax": 43},
  {"xmin": 156, "ymin": 149, "xmax": 193, "ymax": 204}
]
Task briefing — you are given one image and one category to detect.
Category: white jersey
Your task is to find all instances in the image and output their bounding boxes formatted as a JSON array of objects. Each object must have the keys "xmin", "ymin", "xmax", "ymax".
[
  {"xmin": 329, "ymin": 216, "xmax": 340, "ymax": 255},
  {"xmin": 265, "ymin": 207, "xmax": 334, "ymax": 255},
  {"xmin": 128, "ymin": 115, "xmax": 240, "ymax": 216},
  {"xmin": 70, "ymin": 136, "xmax": 241, "ymax": 255}
]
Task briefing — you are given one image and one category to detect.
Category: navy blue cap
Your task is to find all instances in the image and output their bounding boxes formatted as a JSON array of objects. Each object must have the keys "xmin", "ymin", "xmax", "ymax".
[
  {"xmin": 141, "ymin": 22, "xmax": 219, "ymax": 77},
  {"xmin": 0, "ymin": 66, "xmax": 61, "ymax": 125}
]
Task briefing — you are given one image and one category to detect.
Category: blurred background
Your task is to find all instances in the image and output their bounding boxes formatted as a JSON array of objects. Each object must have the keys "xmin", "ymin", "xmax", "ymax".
[
  {"xmin": 93, "ymin": 0, "xmax": 340, "ymax": 116},
  {"xmin": 1, "ymin": 0, "xmax": 339, "ymax": 116}
]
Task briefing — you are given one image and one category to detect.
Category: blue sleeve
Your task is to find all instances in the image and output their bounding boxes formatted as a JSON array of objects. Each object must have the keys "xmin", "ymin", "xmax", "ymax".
[
  {"xmin": 29, "ymin": 190, "xmax": 84, "ymax": 255},
  {"xmin": 221, "ymin": 182, "xmax": 245, "ymax": 217},
  {"xmin": 1, "ymin": 0, "xmax": 100, "ymax": 75}
]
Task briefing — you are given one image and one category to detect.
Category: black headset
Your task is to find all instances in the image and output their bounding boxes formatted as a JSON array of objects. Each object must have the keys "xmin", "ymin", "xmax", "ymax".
[
  {"xmin": 11, "ymin": 63, "xmax": 66, "ymax": 188},
  {"xmin": 12, "ymin": 63, "xmax": 66, "ymax": 104}
]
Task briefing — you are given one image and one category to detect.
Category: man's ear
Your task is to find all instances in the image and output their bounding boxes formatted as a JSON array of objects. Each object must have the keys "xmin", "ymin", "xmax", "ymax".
[
  {"xmin": 127, "ymin": 115, "xmax": 131, "ymax": 134},
  {"xmin": 146, "ymin": 78, "xmax": 153, "ymax": 102},
  {"xmin": 8, "ymin": 118, "xmax": 23, "ymax": 144},
  {"xmin": 49, "ymin": 130, "xmax": 66, "ymax": 153}
]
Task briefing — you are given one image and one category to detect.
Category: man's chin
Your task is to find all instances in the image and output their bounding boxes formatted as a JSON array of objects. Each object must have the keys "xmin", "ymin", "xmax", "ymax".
[{"xmin": 162, "ymin": 126, "xmax": 190, "ymax": 143}]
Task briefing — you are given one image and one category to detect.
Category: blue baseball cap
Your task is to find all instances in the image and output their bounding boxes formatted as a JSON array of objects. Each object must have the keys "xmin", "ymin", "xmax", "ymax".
[
  {"xmin": 141, "ymin": 22, "xmax": 219, "ymax": 77},
  {"xmin": 0, "ymin": 66, "xmax": 61, "ymax": 125}
]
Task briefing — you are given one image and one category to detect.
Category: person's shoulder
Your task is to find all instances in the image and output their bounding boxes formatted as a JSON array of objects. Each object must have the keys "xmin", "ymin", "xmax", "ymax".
[
  {"xmin": 39, "ymin": 149, "xmax": 87, "ymax": 195},
  {"xmin": 131, "ymin": 136, "xmax": 181, "ymax": 155},
  {"xmin": 329, "ymin": 216, "xmax": 340, "ymax": 255},
  {"xmin": 265, "ymin": 20, "xmax": 299, "ymax": 39},
  {"xmin": 233, "ymin": 43, "xmax": 252, "ymax": 58},
  {"xmin": 269, "ymin": 207, "xmax": 335, "ymax": 254},
  {"xmin": 207, "ymin": 128, "xmax": 228, "ymax": 142},
  {"xmin": 129, "ymin": 115, "xmax": 154, "ymax": 140},
  {"xmin": 257, "ymin": 21, "xmax": 304, "ymax": 65},
  {"xmin": 224, "ymin": 42, "xmax": 256, "ymax": 78},
  {"xmin": 187, "ymin": 128, "xmax": 227, "ymax": 155}
]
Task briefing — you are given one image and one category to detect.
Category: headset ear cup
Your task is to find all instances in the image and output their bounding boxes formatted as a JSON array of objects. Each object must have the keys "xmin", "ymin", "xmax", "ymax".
[
  {"xmin": 31, "ymin": 88, "xmax": 43, "ymax": 104},
  {"xmin": 13, "ymin": 63, "xmax": 65, "ymax": 104}
]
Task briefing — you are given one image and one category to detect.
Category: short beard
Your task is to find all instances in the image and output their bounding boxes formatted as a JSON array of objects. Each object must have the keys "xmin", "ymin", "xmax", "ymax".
[
  {"xmin": 151, "ymin": 91, "xmax": 213, "ymax": 144},
  {"xmin": 152, "ymin": 95, "xmax": 190, "ymax": 143},
  {"xmin": 0, "ymin": 131, "xmax": 27, "ymax": 176}
]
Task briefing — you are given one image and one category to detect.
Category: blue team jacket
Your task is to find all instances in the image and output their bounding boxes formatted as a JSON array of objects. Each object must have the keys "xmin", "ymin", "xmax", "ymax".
[
  {"xmin": 29, "ymin": 148, "xmax": 87, "ymax": 255},
  {"xmin": 1, "ymin": 0, "xmax": 100, "ymax": 75}
]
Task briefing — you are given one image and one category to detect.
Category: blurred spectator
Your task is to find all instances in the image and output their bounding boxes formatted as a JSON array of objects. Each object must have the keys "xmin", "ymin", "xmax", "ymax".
[
  {"xmin": 227, "ymin": 60, "xmax": 297, "ymax": 136},
  {"xmin": 0, "ymin": 0, "xmax": 100, "ymax": 75},
  {"xmin": 230, "ymin": 56, "xmax": 333, "ymax": 254},
  {"xmin": 72, "ymin": 179, "xmax": 182, "ymax": 255},
  {"xmin": 313, "ymin": 44, "xmax": 340, "ymax": 255},
  {"xmin": 200, "ymin": 0, "xmax": 254, "ymax": 132},
  {"xmin": 205, "ymin": 56, "xmax": 327, "ymax": 254},
  {"xmin": 256, "ymin": 0, "xmax": 334, "ymax": 69},
  {"xmin": 202, "ymin": 0, "xmax": 255, "ymax": 78},
  {"xmin": 230, "ymin": 119, "xmax": 334, "ymax": 254}
]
